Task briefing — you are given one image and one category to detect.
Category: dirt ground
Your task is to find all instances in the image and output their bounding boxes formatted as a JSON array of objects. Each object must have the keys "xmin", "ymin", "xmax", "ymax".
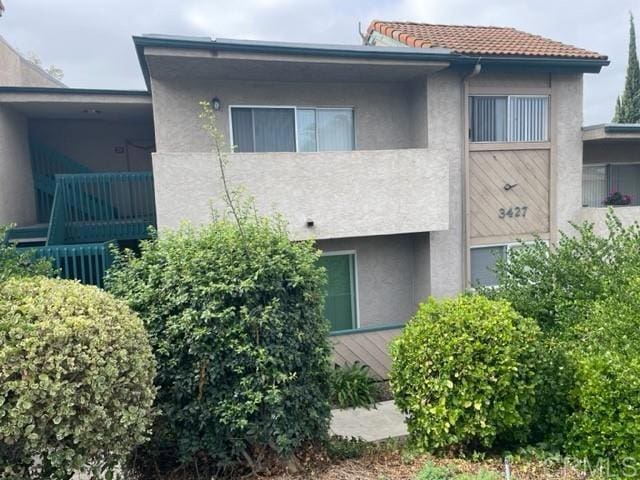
[{"xmin": 262, "ymin": 447, "xmax": 593, "ymax": 480}]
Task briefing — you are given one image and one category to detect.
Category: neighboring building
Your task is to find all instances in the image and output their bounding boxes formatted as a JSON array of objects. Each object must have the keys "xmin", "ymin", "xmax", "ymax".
[
  {"xmin": 0, "ymin": 35, "xmax": 65, "ymax": 88},
  {"xmin": 581, "ymin": 123, "xmax": 640, "ymax": 234},
  {"xmin": 0, "ymin": 22, "xmax": 609, "ymax": 377}
]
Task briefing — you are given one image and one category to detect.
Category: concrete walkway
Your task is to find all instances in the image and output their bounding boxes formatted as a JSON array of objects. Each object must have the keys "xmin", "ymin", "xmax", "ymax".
[{"xmin": 330, "ymin": 400, "xmax": 408, "ymax": 442}]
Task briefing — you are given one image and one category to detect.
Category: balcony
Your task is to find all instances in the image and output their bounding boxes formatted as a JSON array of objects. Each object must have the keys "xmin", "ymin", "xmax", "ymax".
[{"xmin": 152, "ymin": 148, "xmax": 450, "ymax": 240}]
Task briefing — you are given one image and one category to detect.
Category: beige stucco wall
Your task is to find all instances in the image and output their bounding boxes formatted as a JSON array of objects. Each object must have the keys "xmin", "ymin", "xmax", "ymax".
[
  {"xmin": 29, "ymin": 119, "xmax": 154, "ymax": 172},
  {"xmin": 150, "ymin": 77, "xmax": 426, "ymax": 153},
  {"xmin": 0, "ymin": 35, "xmax": 64, "ymax": 88},
  {"xmin": 579, "ymin": 206, "xmax": 640, "ymax": 235},
  {"xmin": 584, "ymin": 141, "xmax": 640, "ymax": 164},
  {"xmin": 152, "ymin": 148, "xmax": 449, "ymax": 240},
  {"xmin": 0, "ymin": 105, "xmax": 36, "ymax": 225},
  {"xmin": 316, "ymin": 233, "xmax": 428, "ymax": 328},
  {"xmin": 427, "ymin": 69, "xmax": 465, "ymax": 297},
  {"xmin": 553, "ymin": 74, "xmax": 584, "ymax": 236}
]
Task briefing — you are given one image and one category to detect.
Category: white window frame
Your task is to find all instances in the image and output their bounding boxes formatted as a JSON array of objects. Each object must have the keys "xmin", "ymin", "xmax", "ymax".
[
  {"xmin": 320, "ymin": 249, "xmax": 360, "ymax": 331},
  {"xmin": 469, "ymin": 94, "xmax": 550, "ymax": 144},
  {"xmin": 228, "ymin": 105, "xmax": 355, "ymax": 153}
]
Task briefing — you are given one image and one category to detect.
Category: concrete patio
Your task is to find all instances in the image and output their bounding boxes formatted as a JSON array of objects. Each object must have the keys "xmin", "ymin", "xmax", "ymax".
[{"xmin": 329, "ymin": 400, "xmax": 408, "ymax": 442}]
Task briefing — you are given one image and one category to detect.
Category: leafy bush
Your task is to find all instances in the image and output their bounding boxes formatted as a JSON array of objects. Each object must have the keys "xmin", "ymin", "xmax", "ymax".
[
  {"xmin": 484, "ymin": 213, "xmax": 640, "ymax": 332},
  {"xmin": 562, "ymin": 279, "xmax": 640, "ymax": 474},
  {"xmin": 390, "ymin": 295, "xmax": 541, "ymax": 452},
  {"xmin": 484, "ymin": 213, "xmax": 640, "ymax": 444},
  {"xmin": 106, "ymin": 216, "xmax": 332, "ymax": 472},
  {"xmin": 0, "ymin": 225, "xmax": 54, "ymax": 282},
  {"xmin": 414, "ymin": 462, "xmax": 452, "ymax": 480},
  {"xmin": 330, "ymin": 363, "xmax": 380, "ymax": 409},
  {"xmin": 0, "ymin": 277, "xmax": 156, "ymax": 480}
]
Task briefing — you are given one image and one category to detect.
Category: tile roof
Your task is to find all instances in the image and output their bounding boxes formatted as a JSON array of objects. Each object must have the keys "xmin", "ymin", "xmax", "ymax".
[{"xmin": 367, "ymin": 21, "xmax": 607, "ymax": 60}]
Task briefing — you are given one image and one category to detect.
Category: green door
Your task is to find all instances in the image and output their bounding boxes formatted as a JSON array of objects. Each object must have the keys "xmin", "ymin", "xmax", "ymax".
[{"xmin": 318, "ymin": 254, "xmax": 357, "ymax": 332}]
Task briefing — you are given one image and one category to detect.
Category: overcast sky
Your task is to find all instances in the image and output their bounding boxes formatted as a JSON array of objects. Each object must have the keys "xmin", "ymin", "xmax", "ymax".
[{"xmin": 0, "ymin": 0, "xmax": 634, "ymax": 124}]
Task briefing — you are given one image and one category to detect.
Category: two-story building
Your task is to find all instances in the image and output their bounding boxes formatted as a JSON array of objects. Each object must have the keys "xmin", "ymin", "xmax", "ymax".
[{"xmin": 0, "ymin": 22, "xmax": 609, "ymax": 377}]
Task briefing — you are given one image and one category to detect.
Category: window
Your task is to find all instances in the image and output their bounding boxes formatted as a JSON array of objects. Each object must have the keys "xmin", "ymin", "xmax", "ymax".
[
  {"xmin": 470, "ymin": 243, "xmax": 538, "ymax": 287},
  {"xmin": 318, "ymin": 253, "xmax": 358, "ymax": 332},
  {"xmin": 230, "ymin": 106, "xmax": 354, "ymax": 153},
  {"xmin": 583, "ymin": 164, "xmax": 640, "ymax": 207},
  {"xmin": 469, "ymin": 95, "xmax": 549, "ymax": 143},
  {"xmin": 470, "ymin": 245, "xmax": 507, "ymax": 287}
]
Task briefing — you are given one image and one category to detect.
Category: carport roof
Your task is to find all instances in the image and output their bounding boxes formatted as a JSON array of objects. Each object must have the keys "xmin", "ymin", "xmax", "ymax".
[{"xmin": 0, "ymin": 86, "xmax": 152, "ymax": 121}]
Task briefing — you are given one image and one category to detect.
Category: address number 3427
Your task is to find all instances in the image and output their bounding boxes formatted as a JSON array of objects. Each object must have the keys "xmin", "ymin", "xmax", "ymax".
[{"xmin": 498, "ymin": 206, "xmax": 527, "ymax": 219}]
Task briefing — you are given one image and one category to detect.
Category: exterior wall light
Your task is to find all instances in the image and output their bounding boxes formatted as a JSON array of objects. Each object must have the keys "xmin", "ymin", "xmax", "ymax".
[{"xmin": 211, "ymin": 97, "xmax": 221, "ymax": 111}]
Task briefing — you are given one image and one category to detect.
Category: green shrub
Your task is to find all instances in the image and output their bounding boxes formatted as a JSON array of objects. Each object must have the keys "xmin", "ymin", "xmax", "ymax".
[
  {"xmin": 414, "ymin": 462, "xmax": 453, "ymax": 480},
  {"xmin": 0, "ymin": 225, "xmax": 54, "ymax": 282},
  {"xmin": 330, "ymin": 363, "xmax": 380, "ymax": 409},
  {"xmin": 0, "ymin": 277, "xmax": 156, "ymax": 480},
  {"xmin": 484, "ymin": 212, "xmax": 640, "ymax": 332},
  {"xmin": 390, "ymin": 295, "xmax": 541, "ymax": 452},
  {"xmin": 566, "ymin": 352, "xmax": 640, "ymax": 476},
  {"xmin": 106, "ymin": 217, "xmax": 332, "ymax": 471},
  {"xmin": 563, "ymin": 280, "xmax": 640, "ymax": 474}
]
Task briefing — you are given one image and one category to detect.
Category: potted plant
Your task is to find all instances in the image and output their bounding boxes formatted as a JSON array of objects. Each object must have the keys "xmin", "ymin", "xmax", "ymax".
[{"xmin": 604, "ymin": 191, "xmax": 632, "ymax": 206}]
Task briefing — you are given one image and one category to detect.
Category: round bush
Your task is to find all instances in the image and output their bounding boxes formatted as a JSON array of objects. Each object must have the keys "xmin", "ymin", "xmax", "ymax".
[
  {"xmin": 0, "ymin": 277, "xmax": 156, "ymax": 480},
  {"xmin": 106, "ymin": 217, "xmax": 332, "ymax": 471},
  {"xmin": 390, "ymin": 295, "xmax": 541, "ymax": 451}
]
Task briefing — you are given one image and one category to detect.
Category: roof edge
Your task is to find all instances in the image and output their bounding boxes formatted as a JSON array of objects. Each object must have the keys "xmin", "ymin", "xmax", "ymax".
[
  {"xmin": 133, "ymin": 33, "xmax": 609, "ymax": 88},
  {"xmin": 0, "ymin": 86, "xmax": 151, "ymax": 96}
]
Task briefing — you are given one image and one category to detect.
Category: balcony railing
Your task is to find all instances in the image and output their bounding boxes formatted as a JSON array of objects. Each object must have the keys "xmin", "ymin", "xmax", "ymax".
[
  {"xmin": 583, "ymin": 164, "xmax": 640, "ymax": 207},
  {"xmin": 47, "ymin": 172, "xmax": 156, "ymax": 245}
]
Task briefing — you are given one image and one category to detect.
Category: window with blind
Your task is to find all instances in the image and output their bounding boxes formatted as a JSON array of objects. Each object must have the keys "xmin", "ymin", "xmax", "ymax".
[
  {"xmin": 318, "ymin": 253, "xmax": 357, "ymax": 332},
  {"xmin": 470, "ymin": 243, "xmax": 537, "ymax": 287},
  {"xmin": 583, "ymin": 164, "xmax": 640, "ymax": 207},
  {"xmin": 230, "ymin": 106, "xmax": 354, "ymax": 153},
  {"xmin": 469, "ymin": 95, "xmax": 549, "ymax": 143}
]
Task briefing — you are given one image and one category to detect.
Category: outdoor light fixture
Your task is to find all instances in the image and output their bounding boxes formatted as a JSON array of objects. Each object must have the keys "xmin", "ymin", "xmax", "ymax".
[{"xmin": 211, "ymin": 97, "xmax": 221, "ymax": 111}]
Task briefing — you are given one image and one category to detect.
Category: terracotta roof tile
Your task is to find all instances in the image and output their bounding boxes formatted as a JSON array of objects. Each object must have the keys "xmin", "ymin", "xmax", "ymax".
[{"xmin": 367, "ymin": 21, "xmax": 607, "ymax": 60}]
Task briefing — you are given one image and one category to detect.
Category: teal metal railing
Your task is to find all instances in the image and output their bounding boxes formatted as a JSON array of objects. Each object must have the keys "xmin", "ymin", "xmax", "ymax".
[
  {"xmin": 51, "ymin": 172, "xmax": 156, "ymax": 244},
  {"xmin": 31, "ymin": 242, "xmax": 114, "ymax": 287},
  {"xmin": 30, "ymin": 141, "xmax": 92, "ymax": 223}
]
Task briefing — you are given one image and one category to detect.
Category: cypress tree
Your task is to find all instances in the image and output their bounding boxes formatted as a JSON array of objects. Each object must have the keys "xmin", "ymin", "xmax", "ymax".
[{"xmin": 614, "ymin": 12, "xmax": 640, "ymax": 123}]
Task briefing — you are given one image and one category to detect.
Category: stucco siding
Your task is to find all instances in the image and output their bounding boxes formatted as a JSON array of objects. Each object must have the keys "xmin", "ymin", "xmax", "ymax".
[
  {"xmin": 152, "ymin": 148, "xmax": 449, "ymax": 240},
  {"xmin": 317, "ymin": 233, "xmax": 426, "ymax": 328},
  {"xmin": 553, "ymin": 74, "xmax": 583, "ymax": 236},
  {"xmin": 29, "ymin": 119, "xmax": 154, "ymax": 172},
  {"xmin": 0, "ymin": 105, "xmax": 36, "ymax": 225},
  {"xmin": 579, "ymin": 206, "xmax": 640, "ymax": 235},
  {"xmin": 427, "ymin": 70, "xmax": 464, "ymax": 297},
  {"xmin": 0, "ymin": 35, "xmax": 64, "ymax": 88},
  {"xmin": 151, "ymin": 77, "xmax": 424, "ymax": 153}
]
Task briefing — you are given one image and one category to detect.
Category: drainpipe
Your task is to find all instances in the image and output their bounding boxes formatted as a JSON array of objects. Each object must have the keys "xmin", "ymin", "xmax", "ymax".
[{"xmin": 460, "ymin": 58, "xmax": 481, "ymax": 290}]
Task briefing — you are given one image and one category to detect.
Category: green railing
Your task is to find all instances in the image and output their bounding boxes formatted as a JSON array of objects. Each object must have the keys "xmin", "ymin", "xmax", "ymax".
[
  {"xmin": 51, "ymin": 172, "xmax": 156, "ymax": 244},
  {"xmin": 30, "ymin": 140, "xmax": 92, "ymax": 223},
  {"xmin": 31, "ymin": 242, "xmax": 114, "ymax": 287}
]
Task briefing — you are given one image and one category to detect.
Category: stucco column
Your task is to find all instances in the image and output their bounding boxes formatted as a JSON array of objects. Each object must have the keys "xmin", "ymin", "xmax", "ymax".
[
  {"xmin": 552, "ymin": 74, "xmax": 584, "ymax": 238},
  {"xmin": 427, "ymin": 71, "xmax": 465, "ymax": 298},
  {"xmin": 0, "ymin": 105, "xmax": 36, "ymax": 226}
]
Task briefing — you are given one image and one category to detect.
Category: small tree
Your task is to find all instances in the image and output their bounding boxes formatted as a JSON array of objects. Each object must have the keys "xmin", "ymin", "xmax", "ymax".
[
  {"xmin": 613, "ymin": 12, "xmax": 640, "ymax": 123},
  {"xmin": 107, "ymin": 101, "xmax": 332, "ymax": 476}
]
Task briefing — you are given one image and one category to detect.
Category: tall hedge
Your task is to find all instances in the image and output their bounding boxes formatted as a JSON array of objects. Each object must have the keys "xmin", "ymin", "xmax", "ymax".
[
  {"xmin": 106, "ymin": 217, "xmax": 332, "ymax": 472},
  {"xmin": 0, "ymin": 277, "xmax": 156, "ymax": 480},
  {"xmin": 390, "ymin": 296, "xmax": 541, "ymax": 452}
]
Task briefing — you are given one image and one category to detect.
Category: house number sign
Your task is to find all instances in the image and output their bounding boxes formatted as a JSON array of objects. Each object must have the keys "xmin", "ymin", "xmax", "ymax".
[{"xmin": 498, "ymin": 206, "xmax": 527, "ymax": 219}]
